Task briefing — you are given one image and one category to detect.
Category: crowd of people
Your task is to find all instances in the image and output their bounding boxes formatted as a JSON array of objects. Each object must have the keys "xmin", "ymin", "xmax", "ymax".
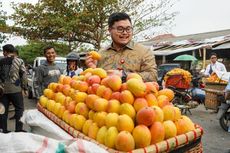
[{"xmin": 0, "ymin": 12, "xmax": 229, "ymax": 134}]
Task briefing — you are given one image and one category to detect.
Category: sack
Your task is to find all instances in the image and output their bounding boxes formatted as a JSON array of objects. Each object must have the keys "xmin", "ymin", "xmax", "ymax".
[{"xmin": 0, "ymin": 132, "xmax": 108, "ymax": 153}]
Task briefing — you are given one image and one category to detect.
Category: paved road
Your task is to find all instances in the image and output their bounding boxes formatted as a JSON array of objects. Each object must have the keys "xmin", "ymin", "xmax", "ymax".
[{"xmin": 7, "ymin": 97, "xmax": 230, "ymax": 153}]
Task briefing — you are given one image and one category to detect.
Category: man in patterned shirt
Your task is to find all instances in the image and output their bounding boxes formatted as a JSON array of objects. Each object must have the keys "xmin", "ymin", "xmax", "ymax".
[
  {"xmin": 0, "ymin": 44, "xmax": 28, "ymax": 133},
  {"xmin": 86, "ymin": 12, "xmax": 158, "ymax": 82}
]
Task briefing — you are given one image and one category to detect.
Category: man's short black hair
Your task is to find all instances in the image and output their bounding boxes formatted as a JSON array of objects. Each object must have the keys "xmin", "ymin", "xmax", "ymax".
[
  {"xmin": 2, "ymin": 44, "xmax": 15, "ymax": 53},
  {"xmin": 108, "ymin": 12, "xmax": 132, "ymax": 28},
  {"xmin": 43, "ymin": 45, "xmax": 55, "ymax": 54},
  {"xmin": 210, "ymin": 52, "xmax": 217, "ymax": 58}
]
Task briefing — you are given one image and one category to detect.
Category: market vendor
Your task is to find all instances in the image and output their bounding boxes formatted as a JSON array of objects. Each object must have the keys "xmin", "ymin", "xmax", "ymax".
[
  {"xmin": 85, "ymin": 12, "xmax": 158, "ymax": 82},
  {"xmin": 204, "ymin": 52, "xmax": 227, "ymax": 77}
]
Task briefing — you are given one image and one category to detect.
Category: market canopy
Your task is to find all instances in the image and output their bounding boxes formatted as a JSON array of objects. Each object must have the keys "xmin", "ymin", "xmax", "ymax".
[{"xmin": 173, "ymin": 54, "xmax": 197, "ymax": 61}]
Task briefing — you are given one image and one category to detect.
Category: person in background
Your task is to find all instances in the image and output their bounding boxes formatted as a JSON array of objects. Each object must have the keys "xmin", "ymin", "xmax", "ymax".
[
  {"xmin": 204, "ymin": 52, "xmax": 227, "ymax": 77},
  {"xmin": 0, "ymin": 44, "xmax": 28, "ymax": 133},
  {"xmin": 63, "ymin": 51, "xmax": 83, "ymax": 77},
  {"xmin": 85, "ymin": 12, "xmax": 158, "ymax": 82},
  {"xmin": 33, "ymin": 46, "xmax": 61, "ymax": 99}
]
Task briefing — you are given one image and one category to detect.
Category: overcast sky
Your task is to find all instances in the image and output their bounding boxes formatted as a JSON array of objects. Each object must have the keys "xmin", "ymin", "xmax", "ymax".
[{"xmin": 1, "ymin": 0, "xmax": 230, "ymax": 45}]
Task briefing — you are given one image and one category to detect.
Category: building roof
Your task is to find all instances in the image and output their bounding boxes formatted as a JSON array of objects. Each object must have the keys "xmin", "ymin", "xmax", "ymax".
[{"xmin": 140, "ymin": 29, "xmax": 230, "ymax": 56}]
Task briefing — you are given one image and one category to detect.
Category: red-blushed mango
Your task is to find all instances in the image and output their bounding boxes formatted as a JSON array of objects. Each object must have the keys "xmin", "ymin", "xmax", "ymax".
[
  {"xmin": 85, "ymin": 94, "xmax": 100, "ymax": 110},
  {"xmin": 150, "ymin": 121, "xmax": 165, "ymax": 144},
  {"xmin": 75, "ymin": 102, "xmax": 89, "ymax": 119},
  {"xmin": 133, "ymin": 98, "xmax": 148, "ymax": 112},
  {"xmin": 158, "ymin": 88, "xmax": 175, "ymax": 102},
  {"xmin": 151, "ymin": 106, "xmax": 164, "ymax": 122},
  {"xmin": 67, "ymin": 100, "xmax": 76, "ymax": 113},
  {"xmin": 145, "ymin": 93, "xmax": 158, "ymax": 106},
  {"xmin": 110, "ymin": 92, "xmax": 121, "ymax": 101},
  {"xmin": 107, "ymin": 99, "xmax": 121, "ymax": 113},
  {"xmin": 115, "ymin": 131, "xmax": 135, "ymax": 152},
  {"xmin": 157, "ymin": 95, "xmax": 170, "ymax": 108},
  {"xmin": 107, "ymin": 75, "xmax": 122, "ymax": 91},
  {"xmin": 136, "ymin": 107, "xmax": 155, "ymax": 126},
  {"xmin": 132, "ymin": 125, "xmax": 151, "ymax": 148},
  {"xmin": 88, "ymin": 122, "xmax": 99, "ymax": 139},
  {"xmin": 93, "ymin": 98, "xmax": 108, "ymax": 112},
  {"xmin": 120, "ymin": 90, "xmax": 134, "ymax": 104},
  {"xmin": 87, "ymin": 75, "xmax": 101, "ymax": 85}
]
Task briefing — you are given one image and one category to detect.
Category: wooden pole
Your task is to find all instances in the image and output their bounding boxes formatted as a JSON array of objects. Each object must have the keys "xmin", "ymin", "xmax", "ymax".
[
  {"xmin": 203, "ymin": 48, "xmax": 206, "ymax": 69},
  {"xmin": 162, "ymin": 56, "xmax": 166, "ymax": 64}
]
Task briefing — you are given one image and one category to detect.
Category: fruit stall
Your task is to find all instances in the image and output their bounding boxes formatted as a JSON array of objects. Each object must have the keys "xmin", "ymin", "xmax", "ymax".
[
  {"xmin": 37, "ymin": 67, "xmax": 203, "ymax": 153},
  {"xmin": 204, "ymin": 73, "xmax": 227, "ymax": 111}
]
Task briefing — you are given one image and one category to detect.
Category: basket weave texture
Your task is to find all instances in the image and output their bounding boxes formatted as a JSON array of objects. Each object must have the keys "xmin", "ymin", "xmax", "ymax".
[
  {"xmin": 37, "ymin": 103, "xmax": 203, "ymax": 153},
  {"xmin": 204, "ymin": 82, "xmax": 226, "ymax": 110}
]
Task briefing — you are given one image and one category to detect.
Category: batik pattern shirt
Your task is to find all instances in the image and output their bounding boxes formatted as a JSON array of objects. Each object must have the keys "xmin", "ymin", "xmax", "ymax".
[{"xmin": 98, "ymin": 41, "xmax": 158, "ymax": 82}]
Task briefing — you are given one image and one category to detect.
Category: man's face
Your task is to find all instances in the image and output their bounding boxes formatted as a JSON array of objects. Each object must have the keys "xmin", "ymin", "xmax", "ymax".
[
  {"xmin": 44, "ymin": 48, "xmax": 56, "ymax": 63},
  {"xmin": 109, "ymin": 19, "xmax": 133, "ymax": 47},
  {"xmin": 210, "ymin": 55, "xmax": 217, "ymax": 63}
]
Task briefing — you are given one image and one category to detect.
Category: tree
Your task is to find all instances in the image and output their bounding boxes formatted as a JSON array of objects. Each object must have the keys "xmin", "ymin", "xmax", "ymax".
[
  {"xmin": 16, "ymin": 41, "xmax": 69, "ymax": 64},
  {"xmin": 10, "ymin": 0, "xmax": 177, "ymax": 50},
  {"xmin": 0, "ymin": 2, "xmax": 8, "ymax": 44}
]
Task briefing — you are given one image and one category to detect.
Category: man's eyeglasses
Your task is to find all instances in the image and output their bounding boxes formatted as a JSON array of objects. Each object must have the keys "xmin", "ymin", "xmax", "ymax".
[{"xmin": 112, "ymin": 26, "xmax": 133, "ymax": 33}]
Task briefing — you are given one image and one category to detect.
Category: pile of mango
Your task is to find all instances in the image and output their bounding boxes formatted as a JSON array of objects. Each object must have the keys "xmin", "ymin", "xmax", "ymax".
[
  {"xmin": 206, "ymin": 73, "xmax": 228, "ymax": 84},
  {"xmin": 39, "ymin": 52, "xmax": 196, "ymax": 152}
]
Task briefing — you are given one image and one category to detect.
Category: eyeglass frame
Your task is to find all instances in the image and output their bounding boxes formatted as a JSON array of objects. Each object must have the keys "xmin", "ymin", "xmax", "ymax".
[{"xmin": 111, "ymin": 26, "xmax": 133, "ymax": 33}]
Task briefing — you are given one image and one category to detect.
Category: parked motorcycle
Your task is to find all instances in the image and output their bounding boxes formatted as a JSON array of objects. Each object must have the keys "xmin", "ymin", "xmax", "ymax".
[
  {"xmin": 217, "ymin": 93, "xmax": 230, "ymax": 132},
  {"xmin": 189, "ymin": 76, "xmax": 205, "ymax": 104}
]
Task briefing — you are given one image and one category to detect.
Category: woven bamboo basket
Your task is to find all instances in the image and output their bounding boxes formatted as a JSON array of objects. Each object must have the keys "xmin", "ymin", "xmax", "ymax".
[
  {"xmin": 204, "ymin": 82, "xmax": 226, "ymax": 110},
  {"xmin": 37, "ymin": 103, "xmax": 203, "ymax": 153},
  {"xmin": 204, "ymin": 82, "xmax": 226, "ymax": 91}
]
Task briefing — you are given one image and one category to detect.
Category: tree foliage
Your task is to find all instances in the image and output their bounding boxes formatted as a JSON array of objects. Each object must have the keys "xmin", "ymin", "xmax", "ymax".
[
  {"xmin": 10, "ymin": 0, "xmax": 177, "ymax": 50},
  {"xmin": 16, "ymin": 41, "xmax": 69, "ymax": 64},
  {"xmin": 0, "ymin": 2, "xmax": 8, "ymax": 44}
]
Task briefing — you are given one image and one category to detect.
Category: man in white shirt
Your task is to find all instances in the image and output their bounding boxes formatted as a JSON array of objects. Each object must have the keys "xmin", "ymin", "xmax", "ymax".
[{"xmin": 204, "ymin": 52, "xmax": 227, "ymax": 76}]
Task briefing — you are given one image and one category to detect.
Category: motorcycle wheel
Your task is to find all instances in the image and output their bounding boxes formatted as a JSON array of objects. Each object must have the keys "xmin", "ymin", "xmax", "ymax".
[{"xmin": 219, "ymin": 111, "xmax": 230, "ymax": 131}]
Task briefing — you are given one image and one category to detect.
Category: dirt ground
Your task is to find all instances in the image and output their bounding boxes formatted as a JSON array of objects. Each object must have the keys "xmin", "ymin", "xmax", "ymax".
[{"xmin": 7, "ymin": 97, "xmax": 230, "ymax": 153}]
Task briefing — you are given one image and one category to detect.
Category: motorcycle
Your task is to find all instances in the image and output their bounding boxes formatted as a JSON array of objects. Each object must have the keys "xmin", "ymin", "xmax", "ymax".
[
  {"xmin": 189, "ymin": 76, "xmax": 205, "ymax": 105},
  {"xmin": 217, "ymin": 93, "xmax": 230, "ymax": 132}
]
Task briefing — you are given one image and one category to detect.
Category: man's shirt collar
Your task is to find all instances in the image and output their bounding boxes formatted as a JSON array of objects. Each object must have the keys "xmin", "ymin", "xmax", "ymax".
[{"xmin": 106, "ymin": 41, "xmax": 134, "ymax": 51}]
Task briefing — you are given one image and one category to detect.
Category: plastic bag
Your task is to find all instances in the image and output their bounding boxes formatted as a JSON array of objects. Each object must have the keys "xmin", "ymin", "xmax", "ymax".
[
  {"xmin": 21, "ymin": 109, "xmax": 73, "ymax": 140},
  {"xmin": 0, "ymin": 132, "xmax": 108, "ymax": 153}
]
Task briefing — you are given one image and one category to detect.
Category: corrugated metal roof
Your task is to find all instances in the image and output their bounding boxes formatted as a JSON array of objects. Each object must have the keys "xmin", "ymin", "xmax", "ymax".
[{"xmin": 141, "ymin": 29, "xmax": 230, "ymax": 56}]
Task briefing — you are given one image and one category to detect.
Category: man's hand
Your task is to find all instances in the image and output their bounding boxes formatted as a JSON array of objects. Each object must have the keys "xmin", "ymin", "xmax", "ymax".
[
  {"xmin": 107, "ymin": 70, "xmax": 123, "ymax": 77},
  {"xmin": 22, "ymin": 90, "xmax": 28, "ymax": 97},
  {"xmin": 85, "ymin": 55, "xmax": 97, "ymax": 68}
]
